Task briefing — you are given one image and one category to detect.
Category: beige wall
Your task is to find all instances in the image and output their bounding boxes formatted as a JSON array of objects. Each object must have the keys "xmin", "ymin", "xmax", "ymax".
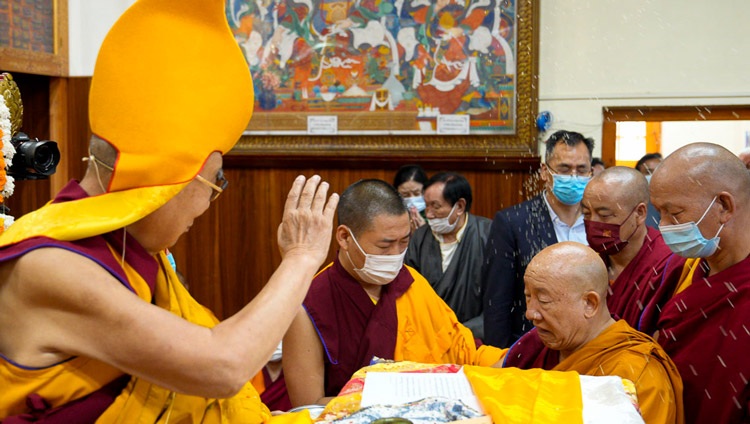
[{"xmin": 537, "ymin": 0, "xmax": 750, "ymax": 155}]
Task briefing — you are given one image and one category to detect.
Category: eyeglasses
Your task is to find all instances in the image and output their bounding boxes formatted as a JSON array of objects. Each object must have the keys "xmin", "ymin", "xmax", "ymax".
[
  {"xmin": 545, "ymin": 162, "xmax": 592, "ymax": 178},
  {"xmin": 195, "ymin": 170, "xmax": 228, "ymax": 202}
]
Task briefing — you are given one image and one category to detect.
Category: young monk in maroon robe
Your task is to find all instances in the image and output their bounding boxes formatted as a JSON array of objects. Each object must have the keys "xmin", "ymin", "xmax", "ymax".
[
  {"xmin": 501, "ymin": 242, "xmax": 683, "ymax": 424},
  {"xmin": 642, "ymin": 142, "xmax": 750, "ymax": 424},
  {"xmin": 283, "ymin": 179, "xmax": 503, "ymax": 407},
  {"xmin": 581, "ymin": 166, "xmax": 676, "ymax": 330}
]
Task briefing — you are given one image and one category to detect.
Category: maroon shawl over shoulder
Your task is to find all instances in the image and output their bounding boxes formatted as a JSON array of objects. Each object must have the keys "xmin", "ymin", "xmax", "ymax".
[
  {"xmin": 644, "ymin": 257, "xmax": 750, "ymax": 424},
  {"xmin": 0, "ymin": 180, "xmax": 158, "ymax": 422},
  {"xmin": 605, "ymin": 227, "xmax": 674, "ymax": 330},
  {"xmin": 303, "ymin": 257, "xmax": 414, "ymax": 396}
]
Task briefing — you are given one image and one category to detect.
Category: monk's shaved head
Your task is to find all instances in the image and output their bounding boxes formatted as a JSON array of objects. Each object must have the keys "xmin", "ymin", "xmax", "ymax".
[
  {"xmin": 586, "ymin": 166, "xmax": 649, "ymax": 209},
  {"xmin": 526, "ymin": 242, "xmax": 609, "ymax": 298},
  {"xmin": 653, "ymin": 143, "xmax": 750, "ymax": 204}
]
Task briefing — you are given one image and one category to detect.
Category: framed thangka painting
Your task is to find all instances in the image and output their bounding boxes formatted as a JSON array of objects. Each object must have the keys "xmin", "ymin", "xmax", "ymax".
[
  {"xmin": 227, "ymin": 0, "xmax": 539, "ymax": 159},
  {"xmin": 0, "ymin": 0, "xmax": 68, "ymax": 76}
]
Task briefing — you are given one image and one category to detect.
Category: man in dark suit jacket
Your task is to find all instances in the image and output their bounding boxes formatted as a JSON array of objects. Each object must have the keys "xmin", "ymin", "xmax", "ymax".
[{"xmin": 482, "ymin": 130, "xmax": 594, "ymax": 347}]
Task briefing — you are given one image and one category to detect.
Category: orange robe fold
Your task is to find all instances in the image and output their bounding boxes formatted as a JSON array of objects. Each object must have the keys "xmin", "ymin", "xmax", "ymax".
[{"xmin": 504, "ymin": 320, "xmax": 684, "ymax": 424}]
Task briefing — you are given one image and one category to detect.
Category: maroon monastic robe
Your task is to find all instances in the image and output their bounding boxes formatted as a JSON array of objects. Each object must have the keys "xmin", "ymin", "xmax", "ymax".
[
  {"xmin": 605, "ymin": 227, "xmax": 675, "ymax": 330},
  {"xmin": 259, "ymin": 369, "xmax": 292, "ymax": 412},
  {"xmin": 642, "ymin": 256, "xmax": 750, "ymax": 424},
  {"xmin": 303, "ymin": 257, "xmax": 413, "ymax": 396}
]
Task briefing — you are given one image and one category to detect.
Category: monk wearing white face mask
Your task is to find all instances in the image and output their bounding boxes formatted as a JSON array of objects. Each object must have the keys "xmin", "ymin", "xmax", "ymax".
[{"xmin": 283, "ymin": 179, "xmax": 504, "ymax": 407}]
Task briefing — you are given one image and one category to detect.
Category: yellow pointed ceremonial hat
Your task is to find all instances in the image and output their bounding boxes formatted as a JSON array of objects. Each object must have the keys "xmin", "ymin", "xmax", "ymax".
[
  {"xmin": 0, "ymin": 0, "xmax": 253, "ymax": 244},
  {"xmin": 90, "ymin": 0, "xmax": 254, "ymax": 191}
]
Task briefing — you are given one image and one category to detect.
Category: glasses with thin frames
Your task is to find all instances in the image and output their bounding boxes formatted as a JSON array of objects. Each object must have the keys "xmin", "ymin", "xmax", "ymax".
[
  {"xmin": 195, "ymin": 170, "xmax": 228, "ymax": 202},
  {"xmin": 545, "ymin": 162, "xmax": 592, "ymax": 178}
]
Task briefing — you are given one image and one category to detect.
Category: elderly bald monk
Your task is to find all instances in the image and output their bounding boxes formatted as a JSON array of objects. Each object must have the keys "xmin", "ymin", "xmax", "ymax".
[
  {"xmin": 0, "ymin": 0, "xmax": 337, "ymax": 422},
  {"xmin": 502, "ymin": 242, "xmax": 684, "ymax": 424},
  {"xmin": 641, "ymin": 142, "xmax": 750, "ymax": 424},
  {"xmin": 582, "ymin": 167, "xmax": 675, "ymax": 329}
]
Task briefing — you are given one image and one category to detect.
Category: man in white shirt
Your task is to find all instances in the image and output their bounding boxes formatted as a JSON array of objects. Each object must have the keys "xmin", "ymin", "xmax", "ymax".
[{"xmin": 482, "ymin": 130, "xmax": 594, "ymax": 347}]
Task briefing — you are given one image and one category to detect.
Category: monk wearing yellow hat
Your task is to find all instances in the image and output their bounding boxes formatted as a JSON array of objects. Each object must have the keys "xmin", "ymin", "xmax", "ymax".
[{"xmin": 0, "ymin": 0, "xmax": 338, "ymax": 422}]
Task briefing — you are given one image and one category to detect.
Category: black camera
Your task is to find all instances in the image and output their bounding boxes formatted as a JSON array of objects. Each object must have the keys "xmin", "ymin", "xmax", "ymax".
[{"xmin": 7, "ymin": 132, "xmax": 60, "ymax": 180}]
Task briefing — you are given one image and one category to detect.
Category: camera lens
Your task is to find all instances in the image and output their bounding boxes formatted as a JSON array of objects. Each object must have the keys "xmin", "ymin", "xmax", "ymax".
[
  {"xmin": 7, "ymin": 132, "xmax": 61, "ymax": 179},
  {"xmin": 31, "ymin": 142, "xmax": 60, "ymax": 174}
]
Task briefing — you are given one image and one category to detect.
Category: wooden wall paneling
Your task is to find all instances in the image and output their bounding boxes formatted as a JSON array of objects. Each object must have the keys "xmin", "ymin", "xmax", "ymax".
[
  {"xmin": 6, "ymin": 74, "xmax": 90, "ymax": 222},
  {"xmin": 601, "ymin": 119, "xmax": 617, "ymax": 167},
  {"xmin": 49, "ymin": 77, "xmax": 69, "ymax": 193},
  {"xmin": 5, "ymin": 73, "xmax": 53, "ymax": 217},
  {"xmin": 61, "ymin": 77, "xmax": 91, "ymax": 186}
]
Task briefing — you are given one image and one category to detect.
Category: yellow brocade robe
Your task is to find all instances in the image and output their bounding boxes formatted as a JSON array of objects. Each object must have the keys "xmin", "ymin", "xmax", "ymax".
[
  {"xmin": 394, "ymin": 267, "xmax": 502, "ymax": 367},
  {"xmin": 0, "ymin": 240, "xmax": 309, "ymax": 423},
  {"xmin": 504, "ymin": 320, "xmax": 684, "ymax": 424},
  {"xmin": 97, "ymin": 251, "xmax": 275, "ymax": 423}
]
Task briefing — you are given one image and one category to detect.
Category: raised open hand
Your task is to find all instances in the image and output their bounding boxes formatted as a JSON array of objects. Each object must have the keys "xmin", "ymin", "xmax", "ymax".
[{"xmin": 277, "ymin": 175, "xmax": 339, "ymax": 266}]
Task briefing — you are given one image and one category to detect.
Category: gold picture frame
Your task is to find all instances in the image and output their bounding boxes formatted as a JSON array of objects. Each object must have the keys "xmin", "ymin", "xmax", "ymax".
[
  {"xmin": 229, "ymin": 0, "xmax": 538, "ymax": 160},
  {"xmin": 0, "ymin": 0, "xmax": 69, "ymax": 77}
]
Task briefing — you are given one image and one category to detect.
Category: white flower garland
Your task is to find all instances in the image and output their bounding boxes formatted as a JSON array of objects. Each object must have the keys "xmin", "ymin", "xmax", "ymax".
[{"xmin": 0, "ymin": 98, "xmax": 16, "ymax": 230}]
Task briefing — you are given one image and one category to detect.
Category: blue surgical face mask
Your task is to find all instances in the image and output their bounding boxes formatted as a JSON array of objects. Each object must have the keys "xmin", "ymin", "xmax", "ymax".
[
  {"xmin": 645, "ymin": 174, "xmax": 652, "ymax": 184},
  {"xmin": 403, "ymin": 195, "xmax": 426, "ymax": 212},
  {"xmin": 550, "ymin": 173, "xmax": 590, "ymax": 205},
  {"xmin": 659, "ymin": 196, "xmax": 724, "ymax": 258}
]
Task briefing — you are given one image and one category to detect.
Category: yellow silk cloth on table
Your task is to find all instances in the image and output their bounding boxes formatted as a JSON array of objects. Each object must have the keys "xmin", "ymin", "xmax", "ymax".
[
  {"xmin": 318, "ymin": 362, "xmax": 588, "ymax": 424},
  {"xmin": 464, "ymin": 366, "xmax": 584, "ymax": 424}
]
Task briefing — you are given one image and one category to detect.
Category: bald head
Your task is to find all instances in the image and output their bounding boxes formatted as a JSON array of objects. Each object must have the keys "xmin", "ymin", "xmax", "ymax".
[
  {"xmin": 585, "ymin": 166, "xmax": 649, "ymax": 209},
  {"xmin": 653, "ymin": 143, "xmax": 750, "ymax": 203},
  {"xmin": 738, "ymin": 148, "xmax": 750, "ymax": 170},
  {"xmin": 526, "ymin": 242, "xmax": 609, "ymax": 298},
  {"xmin": 524, "ymin": 242, "xmax": 613, "ymax": 356}
]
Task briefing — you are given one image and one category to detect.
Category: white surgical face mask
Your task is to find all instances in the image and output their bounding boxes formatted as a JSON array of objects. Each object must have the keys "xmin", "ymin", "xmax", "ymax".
[
  {"xmin": 345, "ymin": 228, "xmax": 406, "ymax": 285},
  {"xmin": 428, "ymin": 203, "xmax": 458, "ymax": 234}
]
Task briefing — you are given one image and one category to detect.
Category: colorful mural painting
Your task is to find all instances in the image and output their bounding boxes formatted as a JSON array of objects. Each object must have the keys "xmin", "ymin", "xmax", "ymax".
[{"xmin": 227, "ymin": 0, "xmax": 518, "ymax": 135}]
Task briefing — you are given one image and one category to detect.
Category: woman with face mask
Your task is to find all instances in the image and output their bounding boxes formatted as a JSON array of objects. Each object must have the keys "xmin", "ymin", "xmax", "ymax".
[{"xmin": 393, "ymin": 164, "xmax": 429, "ymax": 232}]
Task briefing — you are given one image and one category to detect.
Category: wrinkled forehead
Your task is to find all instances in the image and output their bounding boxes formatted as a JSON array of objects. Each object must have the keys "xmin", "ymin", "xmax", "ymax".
[{"xmin": 650, "ymin": 168, "xmax": 702, "ymax": 209}]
